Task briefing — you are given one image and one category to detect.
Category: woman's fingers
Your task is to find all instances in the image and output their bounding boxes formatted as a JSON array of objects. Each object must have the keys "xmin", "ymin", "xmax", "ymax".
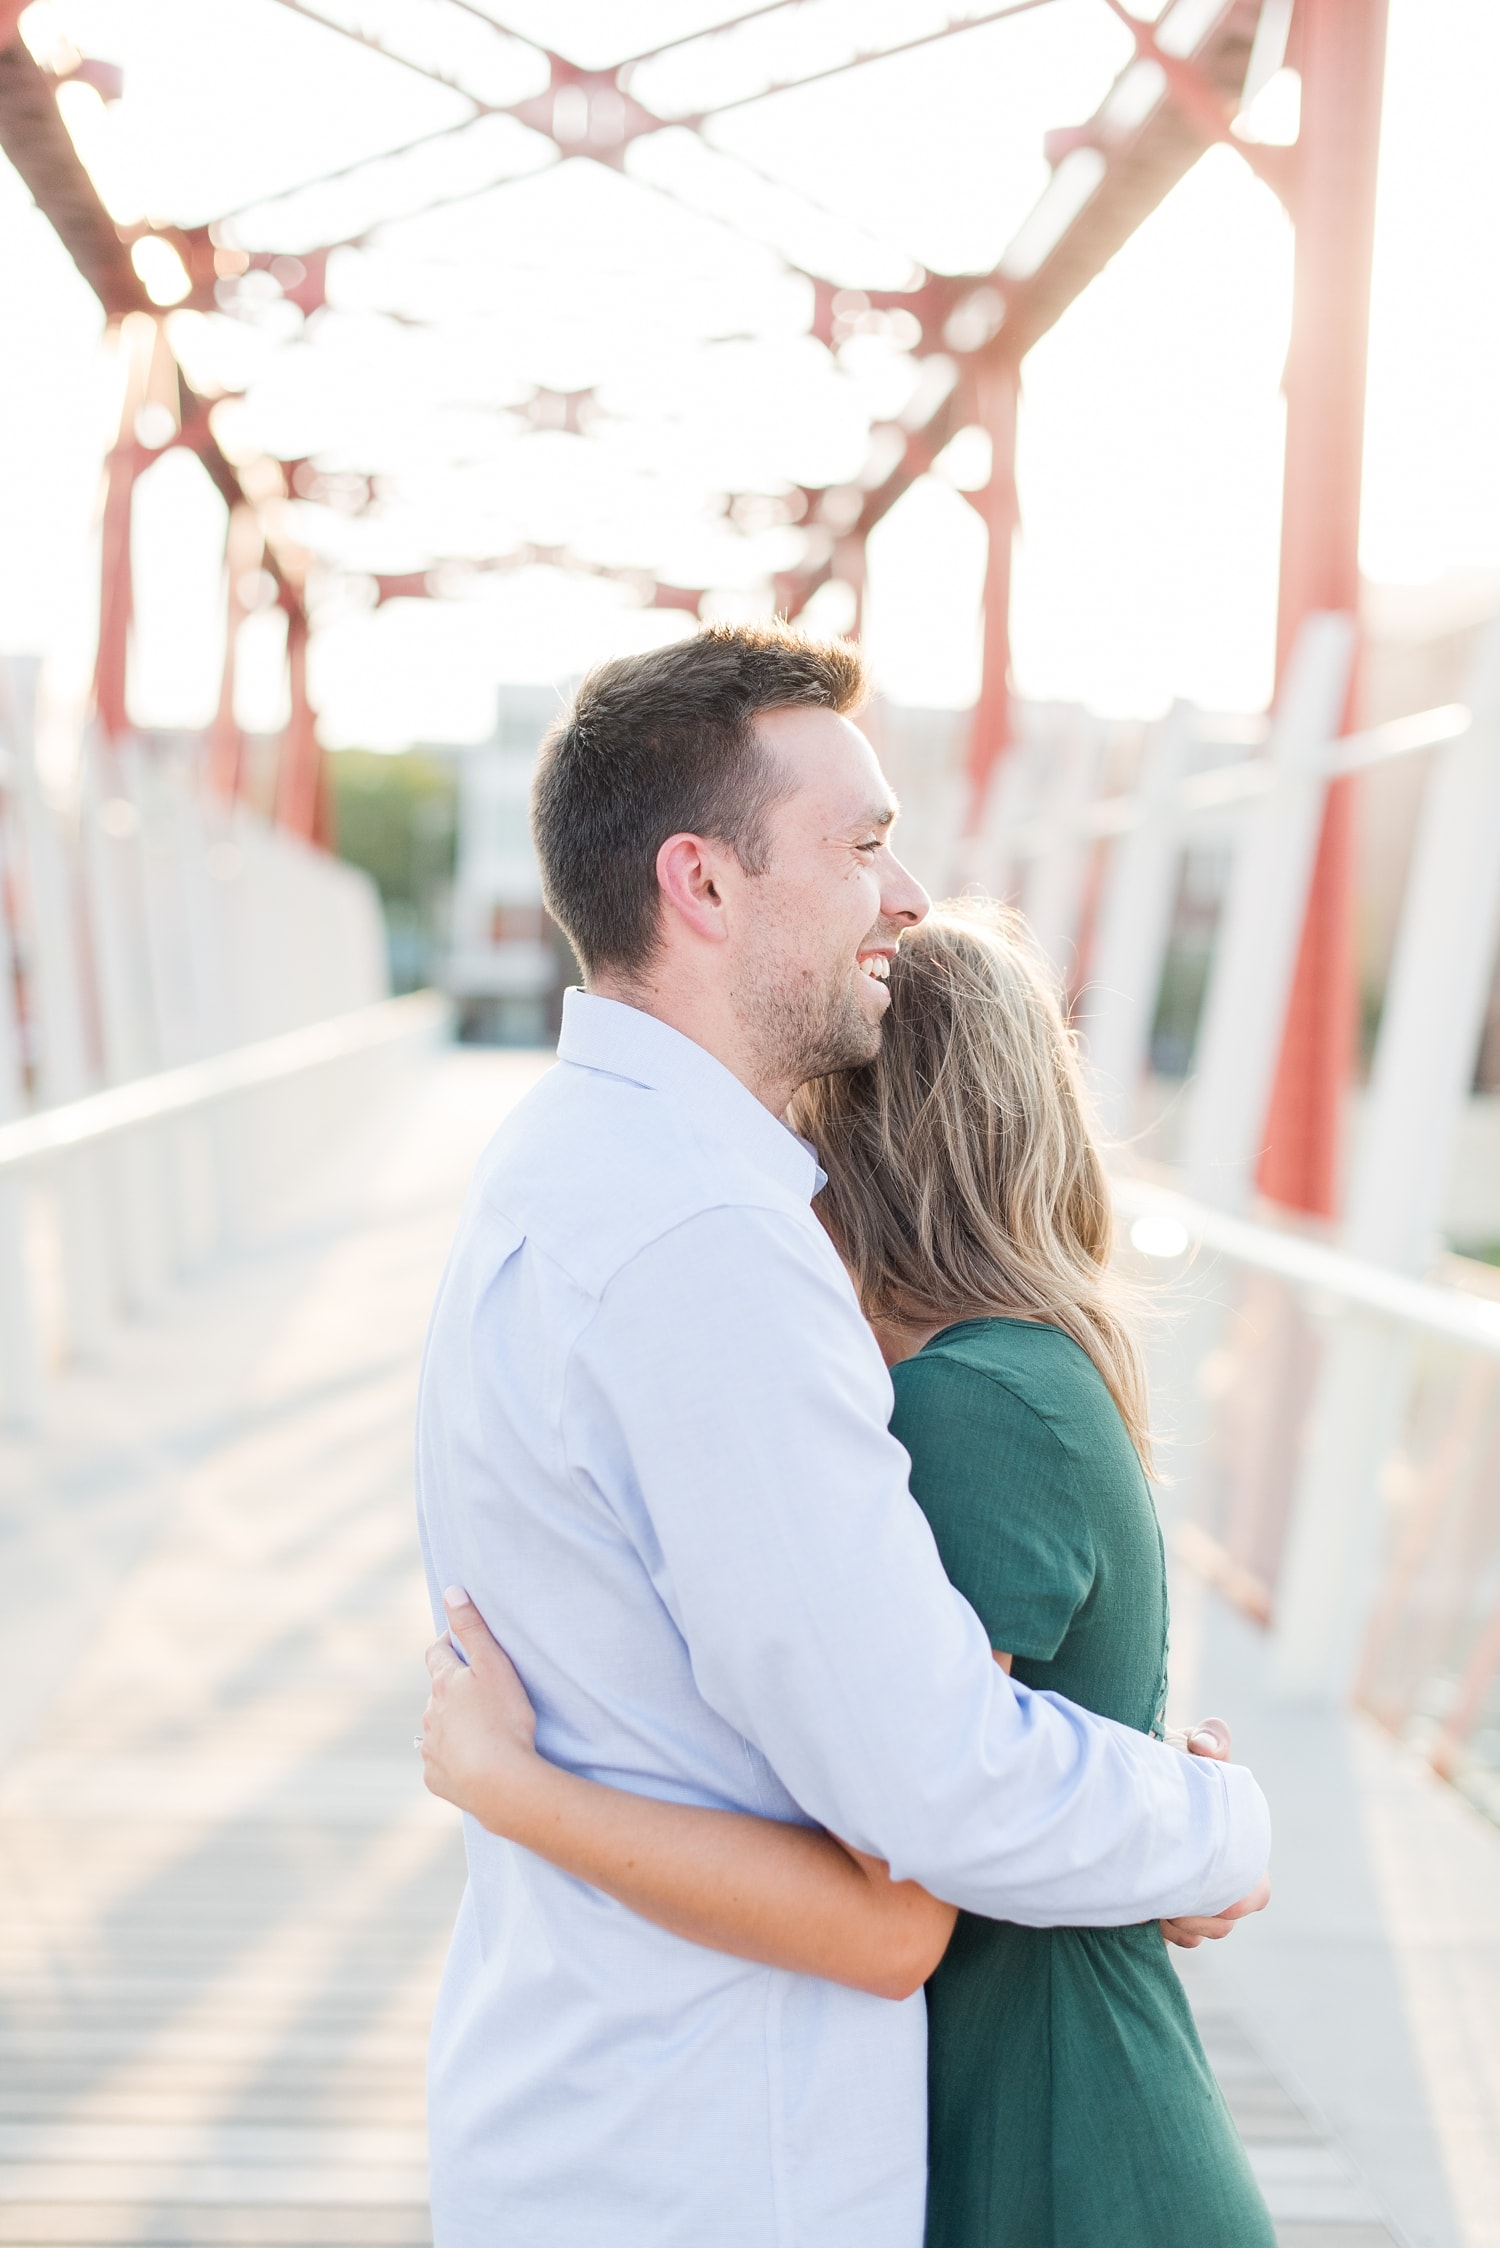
[
  {"xmin": 416, "ymin": 1607, "xmax": 543, "ymax": 1831},
  {"xmin": 442, "ymin": 1585, "xmax": 499, "ymax": 1670},
  {"xmin": 1186, "ymin": 1716, "xmax": 1232, "ymax": 1760},
  {"xmin": 420, "ymin": 1588, "xmax": 541, "ymax": 1774}
]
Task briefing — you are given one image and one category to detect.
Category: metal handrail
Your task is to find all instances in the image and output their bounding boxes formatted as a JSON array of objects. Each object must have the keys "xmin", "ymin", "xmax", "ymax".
[
  {"xmin": 1111, "ymin": 1172, "xmax": 1500, "ymax": 1358},
  {"xmin": 1009, "ymin": 700, "xmax": 1473, "ymax": 858},
  {"xmin": 0, "ymin": 990, "xmax": 452, "ymax": 1174}
]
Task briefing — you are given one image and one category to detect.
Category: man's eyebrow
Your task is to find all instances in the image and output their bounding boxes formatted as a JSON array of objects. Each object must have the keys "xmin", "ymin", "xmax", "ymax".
[{"xmin": 834, "ymin": 798, "xmax": 899, "ymax": 841}]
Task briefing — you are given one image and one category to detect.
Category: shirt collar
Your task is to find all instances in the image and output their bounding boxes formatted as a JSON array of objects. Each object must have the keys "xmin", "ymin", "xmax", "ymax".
[{"xmin": 558, "ymin": 989, "xmax": 824, "ymax": 1204}]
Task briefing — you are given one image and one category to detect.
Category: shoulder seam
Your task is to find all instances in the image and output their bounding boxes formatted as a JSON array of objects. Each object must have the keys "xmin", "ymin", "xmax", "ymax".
[
  {"xmin": 897, "ymin": 1353, "xmax": 1115, "ymax": 1571},
  {"xmin": 485, "ymin": 1183, "xmax": 818, "ymax": 1305},
  {"xmin": 898, "ymin": 1345, "xmax": 1094, "ymax": 1462}
]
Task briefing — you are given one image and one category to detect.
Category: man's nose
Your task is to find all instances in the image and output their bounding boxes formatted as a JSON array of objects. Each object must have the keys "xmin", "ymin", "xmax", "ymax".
[{"xmin": 882, "ymin": 852, "xmax": 929, "ymax": 928}]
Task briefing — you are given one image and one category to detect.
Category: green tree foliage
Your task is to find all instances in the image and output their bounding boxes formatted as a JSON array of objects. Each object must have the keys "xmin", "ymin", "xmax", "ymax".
[{"xmin": 329, "ymin": 750, "xmax": 456, "ymax": 991}]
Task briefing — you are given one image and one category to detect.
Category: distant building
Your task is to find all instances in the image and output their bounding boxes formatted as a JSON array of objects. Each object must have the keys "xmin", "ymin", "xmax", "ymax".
[{"xmin": 443, "ymin": 687, "xmax": 575, "ymax": 1045}]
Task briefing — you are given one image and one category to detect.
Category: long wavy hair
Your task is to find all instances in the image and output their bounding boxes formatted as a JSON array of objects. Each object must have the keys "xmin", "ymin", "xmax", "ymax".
[{"xmin": 789, "ymin": 899, "xmax": 1153, "ymax": 1469}]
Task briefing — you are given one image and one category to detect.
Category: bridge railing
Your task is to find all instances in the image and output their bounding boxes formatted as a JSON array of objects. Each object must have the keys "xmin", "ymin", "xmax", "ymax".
[
  {"xmin": 0, "ymin": 656, "xmax": 450, "ymax": 1426},
  {"xmin": 1114, "ymin": 1174, "xmax": 1500, "ymax": 1828},
  {"xmin": 975, "ymin": 611, "xmax": 1500, "ymax": 1779}
]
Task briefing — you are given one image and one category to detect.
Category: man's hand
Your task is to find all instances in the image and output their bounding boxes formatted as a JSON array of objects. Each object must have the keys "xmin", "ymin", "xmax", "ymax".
[
  {"xmin": 1162, "ymin": 1715, "xmax": 1233, "ymax": 1759},
  {"xmin": 1158, "ymin": 1716, "xmax": 1271, "ymax": 1949}
]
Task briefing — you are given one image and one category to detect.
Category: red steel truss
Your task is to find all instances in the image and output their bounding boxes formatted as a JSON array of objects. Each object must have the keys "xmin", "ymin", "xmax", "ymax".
[
  {"xmin": 0, "ymin": 1, "xmax": 1389, "ymax": 1210},
  {"xmin": 0, "ymin": 28, "xmax": 327, "ymax": 836}
]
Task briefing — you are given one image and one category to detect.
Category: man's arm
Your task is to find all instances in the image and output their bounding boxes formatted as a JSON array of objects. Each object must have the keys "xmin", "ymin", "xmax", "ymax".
[
  {"xmin": 421, "ymin": 1600, "xmax": 1256, "ymax": 1990},
  {"xmin": 564, "ymin": 1203, "xmax": 1269, "ymax": 1929},
  {"xmin": 423, "ymin": 1594, "xmax": 958, "ymax": 1999}
]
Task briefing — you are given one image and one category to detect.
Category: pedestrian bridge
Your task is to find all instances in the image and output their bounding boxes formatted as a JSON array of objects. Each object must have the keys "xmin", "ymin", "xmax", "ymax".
[
  {"xmin": 2, "ymin": 633, "xmax": 1500, "ymax": 2245},
  {"xmin": 0, "ymin": 1032, "xmax": 1495, "ymax": 2248}
]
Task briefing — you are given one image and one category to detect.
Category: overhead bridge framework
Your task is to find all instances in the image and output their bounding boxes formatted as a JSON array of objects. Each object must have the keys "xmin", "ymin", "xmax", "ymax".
[{"xmin": 0, "ymin": 0, "xmax": 1387, "ymax": 1217}]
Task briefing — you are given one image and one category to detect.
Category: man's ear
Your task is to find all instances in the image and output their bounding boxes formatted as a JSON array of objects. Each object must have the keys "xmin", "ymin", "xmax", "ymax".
[{"xmin": 656, "ymin": 832, "xmax": 732, "ymax": 944}]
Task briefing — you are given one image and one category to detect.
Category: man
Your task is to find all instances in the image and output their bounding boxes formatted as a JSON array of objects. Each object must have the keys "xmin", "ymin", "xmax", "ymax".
[{"xmin": 415, "ymin": 623, "xmax": 1270, "ymax": 2246}]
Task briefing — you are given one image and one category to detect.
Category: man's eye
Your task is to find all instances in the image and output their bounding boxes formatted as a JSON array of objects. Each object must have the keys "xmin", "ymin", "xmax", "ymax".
[{"xmin": 860, "ymin": 836, "xmax": 887, "ymax": 853}]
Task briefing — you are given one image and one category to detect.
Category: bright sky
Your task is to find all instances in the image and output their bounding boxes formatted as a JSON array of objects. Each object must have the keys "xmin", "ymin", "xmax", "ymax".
[{"xmin": 1, "ymin": 0, "xmax": 1497, "ymax": 752}]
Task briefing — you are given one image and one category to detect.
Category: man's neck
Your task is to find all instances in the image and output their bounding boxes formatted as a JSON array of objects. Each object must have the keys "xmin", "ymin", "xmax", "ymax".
[{"xmin": 585, "ymin": 973, "xmax": 794, "ymax": 1117}]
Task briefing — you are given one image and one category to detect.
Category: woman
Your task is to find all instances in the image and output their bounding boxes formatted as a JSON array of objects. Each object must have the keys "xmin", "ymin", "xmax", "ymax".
[{"xmin": 421, "ymin": 901, "xmax": 1275, "ymax": 2248}]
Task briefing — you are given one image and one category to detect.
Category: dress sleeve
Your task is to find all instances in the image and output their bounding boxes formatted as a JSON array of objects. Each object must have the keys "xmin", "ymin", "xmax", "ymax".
[{"xmin": 890, "ymin": 1353, "xmax": 1095, "ymax": 1663}]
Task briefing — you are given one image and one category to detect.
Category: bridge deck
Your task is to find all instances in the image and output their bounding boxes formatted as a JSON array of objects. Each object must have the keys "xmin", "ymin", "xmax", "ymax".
[
  {"xmin": 0, "ymin": 1049, "xmax": 545, "ymax": 2245},
  {"xmin": 0, "ymin": 1048, "xmax": 1491, "ymax": 2247}
]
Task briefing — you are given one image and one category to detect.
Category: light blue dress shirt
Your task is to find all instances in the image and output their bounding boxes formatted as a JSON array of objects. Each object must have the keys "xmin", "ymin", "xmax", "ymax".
[{"xmin": 415, "ymin": 991, "xmax": 1270, "ymax": 2248}]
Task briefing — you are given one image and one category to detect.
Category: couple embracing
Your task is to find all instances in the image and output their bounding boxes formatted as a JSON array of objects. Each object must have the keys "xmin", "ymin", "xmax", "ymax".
[{"xmin": 414, "ymin": 624, "xmax": 1276, "ymax": 2248}]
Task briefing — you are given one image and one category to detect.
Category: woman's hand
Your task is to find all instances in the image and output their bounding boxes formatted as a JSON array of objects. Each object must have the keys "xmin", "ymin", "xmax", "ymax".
[
  {"xmin": 421, "ymin": 1588, "xmax": 545, "ymax": 1834},
  {"xmin": 420, "ymin": 1589, "xmax": 954, "ymax": 1996}
]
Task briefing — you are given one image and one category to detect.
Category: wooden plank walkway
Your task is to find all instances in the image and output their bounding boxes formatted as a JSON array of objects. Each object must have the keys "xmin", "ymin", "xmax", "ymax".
[
  {"xmin": 1195, "ymin": 2008, "xmax": 1403, "ymax": 2247},
  {"xmin": 1172, "ymin": 1574, "xmax": 1500, "ymax": 2248},
  {"xmin": 0, "ymin": 1049, "xmax": 547, "ymax": 2246},
  {"xmin": 0, "ymin": 1041, "xmax": 1473, "ymax": 2246}
]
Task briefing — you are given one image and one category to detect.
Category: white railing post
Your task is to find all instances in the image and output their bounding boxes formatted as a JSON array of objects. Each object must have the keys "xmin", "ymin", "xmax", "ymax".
[
  {"xmin": 1019, "ymin": 709, "xmax": 1107, "ymax": 979},
  {"xmin": 975, "ymin": 709, "xmax": 1039, "ymax": 906},
  {"xmin": 0, "ymin": 869, "xmax": 42, "ymax": 1429},
  {"xmin": 131, "ymin": 742, "xmax": 222, "ymax": 1269},
  {"xmin": 1180, "ymin": 614, "xmax": 1356, "ymax": 1209},
  {"xmin": 79, "ymin": 732, "xmax": 172, "ymax": 1311},
  {"xmin": 1342, "ymin": 615, "xmax": 1500, "ymax": 1274},
  {"xmin": 0, "ymin": 663, "xmax": 50, "ymax": 1420},
  {"xmin": 1271, "ymin": 617, "xmax": 1500, "ymax": 1700},
  {"xmin": 2, "ymin": 661, "xmax": 117, "ymax": 1361},
  {"xmin": 1079, "ymin": 702, "xmax": 1197, "ymax": 1140}
]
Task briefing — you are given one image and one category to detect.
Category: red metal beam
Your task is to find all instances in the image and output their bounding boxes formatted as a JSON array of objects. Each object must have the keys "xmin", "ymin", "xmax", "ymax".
[
  {"xmin": 0, "ymin": 37, "xmax": 152, "ymax": 316},
  {"xmin": 680, "ymin": 0, "xmax": 1061, "ymax": 129},
  {"xmin": 209, "ymin": 506, "xmax": 263, "ymax": 802},
  {"xmin": 1257, "ymin": 0, "xmax": 1390, "ymax": 1219},
  {"xmin": 274, "ymin": 603, "xmax": 321, "ymax": 841},
  {"xmin": 772, "ymin": 4, "xmax": 1267, "ymax": 633},
  {"xmin": 95, "ymin": 436, "xmax": 139, "ymax": 742},
  {"xmin": 94, "ymin": 315, "xmax": 178, "ymax": 741},
  {"xmin": 1096, "ymin": 0, "xmax": 1292, "ymax": 206},
  {"xmin": 251, "ymin": 0, "xmax": 1062, "ymax": 254},
  {"xmin": 963, "ymin": 363, "xmax": 1021, "ymax": 818},
  {"xmin": 372, "ymin": 556, "xmax": 705, "ymax": 619}
]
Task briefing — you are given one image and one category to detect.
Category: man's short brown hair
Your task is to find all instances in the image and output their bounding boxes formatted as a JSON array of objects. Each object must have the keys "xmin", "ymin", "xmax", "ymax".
[{"xmin": 531, "ymin": 621, "xmax": 867, "ymax": 978}]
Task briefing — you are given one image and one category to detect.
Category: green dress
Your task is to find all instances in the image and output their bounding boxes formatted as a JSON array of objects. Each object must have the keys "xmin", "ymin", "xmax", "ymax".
[{"xmin": 889, "ymin": 1319, "xmax": 1274, "ymax": 2248}]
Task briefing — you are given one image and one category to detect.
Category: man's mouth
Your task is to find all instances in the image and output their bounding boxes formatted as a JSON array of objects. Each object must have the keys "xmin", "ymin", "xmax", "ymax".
[{"xmin": 857, "ymin": 953, "xmax": 891, "ymax": 983}]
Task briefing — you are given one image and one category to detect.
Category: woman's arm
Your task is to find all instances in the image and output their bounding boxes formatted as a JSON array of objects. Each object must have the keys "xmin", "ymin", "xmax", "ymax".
[{"xmin": 422, "ymin": 1590, "xmax": 957, "ymax": 2002}]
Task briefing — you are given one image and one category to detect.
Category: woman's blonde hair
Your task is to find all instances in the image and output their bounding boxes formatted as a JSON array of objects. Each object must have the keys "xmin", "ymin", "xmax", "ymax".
[{"xmin": 789, "ymin": 899, "xmax": 1153, "ymax": 1469}]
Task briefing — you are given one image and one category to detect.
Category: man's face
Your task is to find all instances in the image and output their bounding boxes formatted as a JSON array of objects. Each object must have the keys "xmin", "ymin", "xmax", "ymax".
[{"xmin": 724, "ymin": 706, "xmax": 929, "ymax": 1093}]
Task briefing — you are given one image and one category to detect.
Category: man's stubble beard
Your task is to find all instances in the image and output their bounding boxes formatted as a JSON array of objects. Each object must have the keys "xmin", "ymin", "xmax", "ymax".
[{"xmin": 734, "ymin": 941, "xmax": 883, "ymax": 1096}]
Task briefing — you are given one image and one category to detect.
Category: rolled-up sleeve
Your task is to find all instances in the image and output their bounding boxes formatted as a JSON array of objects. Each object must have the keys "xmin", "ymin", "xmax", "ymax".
[{"xmin": 563, "ymin": 1202, "xmax": 1269, "ymax": 1927}]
